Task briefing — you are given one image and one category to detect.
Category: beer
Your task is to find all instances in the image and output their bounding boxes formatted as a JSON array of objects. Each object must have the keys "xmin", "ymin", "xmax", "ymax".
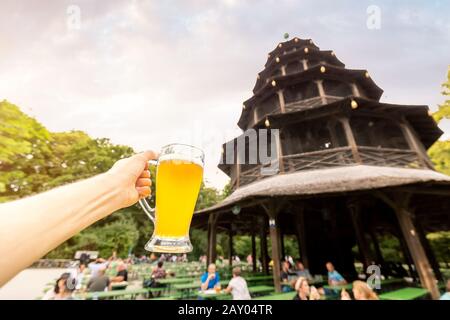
[
  {"xmin": 139, "ymin": 143, "xmax": 205, "ymax": 253},
  {"xmin": 154, "ymin": 158, "xmax": 203, "ymax": 238}
]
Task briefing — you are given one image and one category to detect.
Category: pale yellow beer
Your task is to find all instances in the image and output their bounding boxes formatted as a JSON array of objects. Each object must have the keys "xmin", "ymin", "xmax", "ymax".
[
  {"xmin": 153, "ymin": 159, "xmax": 203, "ymax": 238},
  {"xmin": 139, "ymin": 143, "xmax": 204, "ymax": 253}
]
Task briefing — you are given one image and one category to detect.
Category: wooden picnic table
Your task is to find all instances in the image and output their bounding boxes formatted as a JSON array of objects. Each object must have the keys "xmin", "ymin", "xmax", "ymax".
[
  {"xmin": 157, "ymin": 277, "xmax": 196, "ymax": 285},
  {"xmin": 379, "ymin": 287, "xmax": 428, "ymax": 300},
  {"xmin": 323, "ymin": 283, "xmax": 353, "ymax": 291},
  {"xmin": 253, "ymin": 292, "xmax": 296, "ymax": 300},
  {"xmin": 77, "ymin": 288, "xmax": 164, "ymax": 300},
  {"xmin": 197, "ymin": 285, "xmax": 275, "ymax": 300}
]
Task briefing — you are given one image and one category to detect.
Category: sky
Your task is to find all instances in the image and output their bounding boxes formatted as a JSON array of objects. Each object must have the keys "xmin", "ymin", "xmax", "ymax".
[{"xmin": 1, "ymin": 0, "xmax": 449, "ymax": 189}]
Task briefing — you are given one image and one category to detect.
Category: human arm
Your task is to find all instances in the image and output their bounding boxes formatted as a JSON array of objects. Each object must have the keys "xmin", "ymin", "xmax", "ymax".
[
  {"xmin": 200, "ymin": 273, "xmax": 215, "ymax": 291},
  {"xmin": 0, "ymin": 151, "xmax": 157, "ymax": 286}
]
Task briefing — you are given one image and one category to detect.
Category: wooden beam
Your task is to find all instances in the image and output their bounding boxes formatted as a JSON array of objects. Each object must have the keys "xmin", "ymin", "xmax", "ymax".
[
  {"xmin": 378, "ymin": 194, "xmax": 441, "ymax": 299},
  {"xmin": 369, "ymin": 227, "xmax": 385, "ymax": 267},
  {"xmin": 351, "ymin": 83, "xmax": 361, "ymax": 97},
  {"xmin": 228, "ymin": 227, "xmax": 233, "ymax": 268},
  {"xmin": 277, "ymin": 90, "xmax": 286, "ymax": 113},
  {"xmin": 339, "ymin": 116, "xmax": 362, "ymax": 164},
  {"xmin": 259, "ymin": 216, "xmax": 269, "ymax": 275},
  {"xmin": 316, "ymin": 80, "xmax": 327, "ymax": 105},
  {"xmin": 207, "ymin": 213, "xmax": 219, "ymax": 266},
  {"xmin": 268, "ymin": 216, "xmax": 282, "ymax": 292},
  {"xmin": 262, "ymin": 202, "xmax": 283, "ymax": 293},
  {"xmin": 294, "ymin": 204, "xmax": 309, "ymax": 269},
  {"xmin": 280, "ymin": 229, "xmax": 286, "ymax": 259},
  {"xmin": 400, "ymin": 119, "xmax": 434, "ymax": 169},
  {"xmin": 251, "ymin": 225, "xmax": 257, "ymax": 273},
  {"xmin": 301, "ymin": 59, "xmax": 308, "ymax": 70},
  {"xmin": 348, "ymin": 201, "xmax": 372, "ymax": 270},
  {"xmin": 414, "ymin": 218, "xmax": 443, "ymax": 282}
]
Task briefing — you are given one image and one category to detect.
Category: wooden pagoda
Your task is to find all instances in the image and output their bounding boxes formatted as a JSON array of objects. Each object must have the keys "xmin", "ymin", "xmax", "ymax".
[{"xmin": 192, "ymin": 37, "xmax": 450, "ymax": 299}]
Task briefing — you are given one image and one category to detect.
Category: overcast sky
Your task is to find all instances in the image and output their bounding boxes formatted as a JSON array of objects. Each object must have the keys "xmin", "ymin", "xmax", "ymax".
[{"xmin": 1, "ymin": 0, "xmax": 449, "ymax": 189}]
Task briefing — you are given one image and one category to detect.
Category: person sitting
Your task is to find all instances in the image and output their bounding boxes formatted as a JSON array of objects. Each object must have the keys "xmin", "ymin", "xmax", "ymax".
[
  {"xmin": 51, "ymin": 273, "xmax": 76, "ymax": 300},
  {"xmin": 200, "ymin": 263, "xmax": 220, "ymax": 291},
  {"xmin": 281, "ymin": 261, "xmax": 293, "ymax": 292},
  {"xmin": 73, "ymin": 263, "xmax": 87, "ymax": 291},
  {"xmin": 352, "ymin": 280, "xmax": 379, "ymax": 300},
  {"xmin": 144, "ymin": 261, "xmax": 167, "ymax": 297},
  {"xmin": 87, "ymin": 268, "xmax": 111, "ymax": 292},
  {"xmin": 326, "ymin": 262, "xmax": 347, "ymax": 286},
  {"xmin": 309, "ymin": 285, "xmax": 322, "ymax": 300},
  {"xmin": 440, "ymin": 280, "xmax": 450, "ymax": 300},
  {"xmin": 224, "ymin": 267, "xmax": 251, "ymax": 300},
  {"xmin": 111, "ymin": 262, "xmax": 128, "ymax": 283},
  {"xmin": 293, "ymin": 277, "xmax": 310, "ymax": 300},
  {"xmin": 295, "ymin": 260, "xmax": 312, "ymax": 280},
  {"xmin": 88, "ymin": 258, "xmax": 109, "ymax": 278}
]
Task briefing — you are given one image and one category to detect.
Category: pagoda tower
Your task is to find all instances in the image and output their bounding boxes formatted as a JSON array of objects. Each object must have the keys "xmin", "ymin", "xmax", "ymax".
[{"xmin": 193, "ymin": 37, "xmax": 450, "ymax": 299}]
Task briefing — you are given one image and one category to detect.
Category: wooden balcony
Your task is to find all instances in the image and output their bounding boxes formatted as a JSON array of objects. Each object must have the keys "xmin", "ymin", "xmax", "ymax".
[{"xmin": 232, "ymin": 146, "xmax": 427, "ymax": 189}]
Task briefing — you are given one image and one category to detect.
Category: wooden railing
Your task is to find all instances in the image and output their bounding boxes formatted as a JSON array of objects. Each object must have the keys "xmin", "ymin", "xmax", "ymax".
[
  {"xmin": 282, "ymin": 146, "xmax": 355, "ymax": 172},
  {"xmin": 233, "ymin": 146, "xmax": 427, "ymax": 189},
  {"xmin": 357, "ymin": 146, "xmax": 423, "ymax": 169}
]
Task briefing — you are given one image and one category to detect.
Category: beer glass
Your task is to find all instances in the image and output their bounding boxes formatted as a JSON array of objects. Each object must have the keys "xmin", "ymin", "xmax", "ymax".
[{"xmin": 139, "ymin": 144, "xmax": 204, "ymax": 253}]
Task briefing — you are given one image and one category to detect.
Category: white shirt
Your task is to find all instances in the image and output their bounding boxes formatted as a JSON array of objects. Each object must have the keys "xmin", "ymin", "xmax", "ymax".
[{"xmin": 228, "ymin": 276, "xmax": 251, "ymax": 300}]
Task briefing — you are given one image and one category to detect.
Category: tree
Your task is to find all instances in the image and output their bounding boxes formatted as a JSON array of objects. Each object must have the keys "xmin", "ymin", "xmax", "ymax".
[
  {"xmin": 429, "ymin": 66, "xmax": 450, "ymax": 175},
  {"xmin": 432, "ymin": 66, "xmax": 450, "ymax": 123}
]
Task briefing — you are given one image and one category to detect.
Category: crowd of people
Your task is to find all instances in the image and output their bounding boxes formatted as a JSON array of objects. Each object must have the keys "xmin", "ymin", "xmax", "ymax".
[
  {"xmin": 42, "ymin": 252, "xmax": 130, "ymax": 300},
  {"xmin": 278, "ymin": 258, "xmax": 379, "ymax": 300},
  {"xmin": 41, "ymin": 250, "xmax": 450, "ymax": 301}
]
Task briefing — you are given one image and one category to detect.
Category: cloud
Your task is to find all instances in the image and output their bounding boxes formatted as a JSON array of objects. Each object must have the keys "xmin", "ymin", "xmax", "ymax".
[{"xmin": 0, "ymin": 0, "xmax": 449, "ymax": 189}]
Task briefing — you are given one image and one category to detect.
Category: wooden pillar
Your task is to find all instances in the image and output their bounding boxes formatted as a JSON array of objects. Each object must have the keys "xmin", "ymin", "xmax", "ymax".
[
  {"xmin": 277, "ymin": 90, "xmax": 286, "ymax": 113},
  {"xmin": 340, "ymin": 116, "xmax": 362, "ymax": 164},
  {"xmin": 268, "ymin": 217, "xmax": 282, "ymax": 292},
  {"xmin": 228, "ymin": 227, "xmax": 233, "ymax": 268},
  {"xmin": 259, "ymin": 217, "xmax": 269, "ymax": 275},
  {"xmin": 280, "ymin": 229, "xmax": 286, "ymax": 260},
  {"xmin": 400, "ymin": 119, "xmax": 434, "ymax": 169},
  {"xmin": 348, "ymin": 201, "xmax": 372, "ymax": 270},
  {"xmin": 351, "ymin": 83, "xmax": 361, "ymax": 97},
  {"xmin": 301, "ymin": 59, "xmax": 308, "ymax": 70},
  {"xmin": 207, "ymin": 214, "xmax": 218, "ymax": 266},
  {"xmin": 316, "ymin": 80, "xmax": 327, "ymax": 104},
  {"xmin": 369, "ymin": 227, "xmax": 385, "ymax": 267},
  {"xmin": 275, "ymin": 129, "xmax": 285, "ymax": 173},
  {"xmin": 253, "ymin": 108, "xmax": 258, "ymax": 126},
  {"xmin": 396, "ymin": 207, "xmax": 440, "ymax": 299},
  {"xmin": 294, "ymin": 204, "xmax": 309, "ymax": 269},
  {"xmin": 251, "ymin": 226, "xmax": 257, "ymax": 273},
  {"xmin": 262, "ymin": 202, "xmax": 283, "ymax": 293},
  {"xmin": 414, "ymin": 219, "xmax": 443, "ymax": 282},
  {"xmin": 377, "ymin": 192, "xmax": 440, "ymax": 299}
]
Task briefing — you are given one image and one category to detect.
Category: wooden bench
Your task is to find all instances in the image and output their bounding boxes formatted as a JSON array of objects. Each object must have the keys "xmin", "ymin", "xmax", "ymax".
[{"xmin": 379, "ymin": 287, "xmax": 428, "ymax": 300}]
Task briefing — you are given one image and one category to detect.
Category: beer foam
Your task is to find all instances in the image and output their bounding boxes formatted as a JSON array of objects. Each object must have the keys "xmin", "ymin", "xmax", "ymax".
[{"xmin": 158, "ymin": 153, "xmax": 204, "ymax": 167}]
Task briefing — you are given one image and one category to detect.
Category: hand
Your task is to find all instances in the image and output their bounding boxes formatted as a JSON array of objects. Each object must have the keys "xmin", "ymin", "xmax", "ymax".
[
  {"xmin": 107, "ymin": 151, "xmax": 159, "ymax": 208},
  {"xmin": 208, "ymin": 273, "xmax": 215, "ymax": 280}
]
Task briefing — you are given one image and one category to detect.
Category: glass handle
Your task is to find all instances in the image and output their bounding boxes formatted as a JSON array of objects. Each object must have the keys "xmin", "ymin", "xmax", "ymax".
[{"xmin": 138, "ymin": 159, "xmax": 158, "ymax": 224}]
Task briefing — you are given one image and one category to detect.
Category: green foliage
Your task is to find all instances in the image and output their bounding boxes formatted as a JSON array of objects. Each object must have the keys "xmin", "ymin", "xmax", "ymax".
[
  {"xmin": 427, "ymin": 231, "xmax": 450, "ymax": 264},
  {"xmin": 432, "ymin": 66, "xmax": 450, "ymax": 124},
  {"xmin": 428, "ymin": 140, "xmax": 450, "ymax": 175},
  {"xmin": 0, "ymin": 100, "xmax": 225, "ymax": 259}
]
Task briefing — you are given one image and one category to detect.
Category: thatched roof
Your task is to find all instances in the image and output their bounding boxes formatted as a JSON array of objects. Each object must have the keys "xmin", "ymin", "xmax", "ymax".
[{"xmin": 195, "ymin": 165, "xmax": 450, "ymax": 215}]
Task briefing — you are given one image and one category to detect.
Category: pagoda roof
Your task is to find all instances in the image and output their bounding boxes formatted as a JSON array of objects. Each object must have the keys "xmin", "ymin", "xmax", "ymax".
[
  {"xmin": 239, "ymin": 64, "xmax": 383, "ymax": 129},
  {"xmin": 254, "ymin": 48, "xmax": 345, "ymax": 93},
  {"xmin": 220, "ymin": 97, "xmax": 441, "ymax": 175},
  {"xmin": 266, "ymin": 37, "xmax": 319, "ymax": 65},
  {"xmin": 195, "ymin": 165, "xmax": 450, "ymax": 216}
]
